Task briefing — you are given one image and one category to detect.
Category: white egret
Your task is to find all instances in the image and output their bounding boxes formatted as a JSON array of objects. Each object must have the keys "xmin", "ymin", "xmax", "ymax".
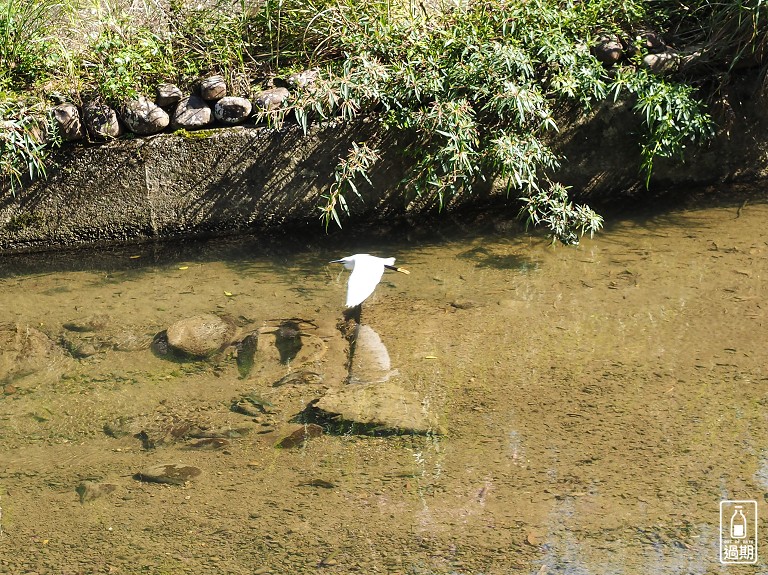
[{"xmin": 330, "ymin": 254, "xmax": 409, "ymax": 308}]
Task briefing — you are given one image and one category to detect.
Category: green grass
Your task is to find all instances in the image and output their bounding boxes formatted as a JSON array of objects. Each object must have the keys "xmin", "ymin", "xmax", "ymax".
[{"xmin": 0, "ymin": 0, "xmax": 60, "ymax": 91}]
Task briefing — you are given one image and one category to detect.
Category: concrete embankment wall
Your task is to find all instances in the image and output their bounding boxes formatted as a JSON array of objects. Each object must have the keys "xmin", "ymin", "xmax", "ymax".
[
  {"xmin": 3, "ymin": 84, "xmax": 768, "ymax": 253},
  {"xmin": 1, "ymin": 121, "xmax": 398, "ymax": 252}
]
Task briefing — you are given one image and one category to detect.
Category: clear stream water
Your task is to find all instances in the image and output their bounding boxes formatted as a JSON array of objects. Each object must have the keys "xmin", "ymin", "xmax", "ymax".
[{"xmin": 0, "ymin": 189, "xmax": 767, "ymax": 574}]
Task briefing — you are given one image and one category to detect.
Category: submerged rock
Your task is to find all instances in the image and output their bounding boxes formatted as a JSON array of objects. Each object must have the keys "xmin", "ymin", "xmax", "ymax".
[
  {"xmin": 60, "ymin": 315, "xmax": 151, "ymax": 356},
  {"xmin": 110, "ymin": 329, "xmax": 154, "ymax": 352},
  {"xmin": 185, "ymin": 437, "xmax": 230, "ymax": 450},
  {"xmin": 231, "ymin": 391, "xmax": 274, "ymax": 417},
  {"xmin": 165, "ymin": 314, "xmax": 238, "ymax": 358},
  {"xmin": 190, "ymin": 426, "xmax": 253, "ymax": 439},
  {"xmin": 0, "ymin": 324, "xmax": 71, "ymax": 383},
  {"xmin": 135, "ymin": 463, "xmax": 201, "ymax": 485},
  {"xmin": 449, "ymin": 299, "xmax": 482, "ymax": 310},
  {"xmin": 61, "ymin": 336, "xmax": 99, "ymax": 358},
  {"xmin": 103, "ymin": 416, "xmax": 136, "ymax": 438},
  {"xmin": 76, "ymin": 481, "xmax": 117, "ymax": 503},
  {"xmin": 347, "ymin": 324, "xmax": 397, "ymax": 384},
  {"xmin": 256, "ymin": 319, "xmax": 327, "ymax": 366},
  {"xmin": 151, "ymin": 330, "xmax": 171, "ymax": 356},
  {"xmin": 274, "ymin": 320, "xmax": 304, "ymax": 364},
  {"xmin": 236, "ymin": 333, "xmax": 259, "ymax": 378},
  {"xmin": 135, "ymin": 419, "xmax": 205, "ymax": 449},
  {"xmin": 63, "ymin": 314, "xmax": 111, "ymax": 332},
  {"xmin": 311, "ymin": 382, "xmax": 443, "ymax": 434},
  {"xmin": 298, "ymin": 478, "xmax": 336, "ymax": 488},
  {"xmin": 275, "ymin": 423, "xmax": 323, "ymax": 448},
  {"xmin": 272, "ymin": 369, "xmax": 323, "ymax": 387}
]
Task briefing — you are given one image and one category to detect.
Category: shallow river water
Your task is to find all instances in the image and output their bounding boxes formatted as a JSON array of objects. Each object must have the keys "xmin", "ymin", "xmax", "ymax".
[{"xmin": 1, "ymin": 190, "xmax": 768, "ymax": 574}]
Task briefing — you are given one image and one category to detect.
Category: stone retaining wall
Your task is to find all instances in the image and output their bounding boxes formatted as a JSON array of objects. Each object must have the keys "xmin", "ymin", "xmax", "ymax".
[
  {"xmin": 0, "ymin": 120, "xmax": 402, "ymax": 252},
  {"xmin": 3, "ymin": 76, "xmax": 768, "ymax": 253}
]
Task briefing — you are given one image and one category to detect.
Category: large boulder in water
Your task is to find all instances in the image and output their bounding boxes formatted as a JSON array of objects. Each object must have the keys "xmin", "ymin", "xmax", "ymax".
[
  {"xmin": 347, "ymin": 324, "xmax": 398, "ymax": 384},
  {"xmin": 311, "ymin": 381, "xmax": 444, "ymax": 434},
  {"xmin": 60, "ymin": 314, "xmax": 153, "ymax": 356},
  {"xmin": 0, "ymin": 324, "xmax": 71, "ymax": 384},
  {"xmin": 165, "ymin": 314, "xmax": 238, "ymax": 358}
]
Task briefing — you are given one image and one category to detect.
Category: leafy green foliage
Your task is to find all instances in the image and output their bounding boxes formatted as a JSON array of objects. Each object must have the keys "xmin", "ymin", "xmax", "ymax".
[
  {"xmin": 610, "ymin": 67, "xmax": 714, "ymax": 184},
  {"xmin": 272, "ymin": 1, "xmax": 618, "ymax": 242},
  {"xmin": 0, "ymin": 0, "xmax": 60, "ymax": 90},
  {"xmin": 250, "ymin": 0, "xmax": 360, "ymax": 65},
  {"xmin": 0, "ymin": 0, "xmax": 62, "ymax": 195},
  {"xmin": 79, "ymin": 1, "xmax": 255, "ymax": 104},
  {"xmin": 662, "ymin": 0, "xmax": 768, "ymax": 71},
  {"xmin": 163, "ymin": 1, "xmax": 255, "ymax": 87},
  {"xmin": 263, "ymin": 0, "xmax": 720, "ymax": 243},
  {"xmin": 81, "ymin": 21, "xmax": 175, "ymax": 103},
  {"xmin": 522, "ymin": 183, "xmax": 604, "ymax": 246},
  {"xmin": 0, "ymin": 100, "xmax": 56, "ymax": 196},
  {"xmin": 321, "ymin": 142, "xmax": 380, "ymax": 228}
]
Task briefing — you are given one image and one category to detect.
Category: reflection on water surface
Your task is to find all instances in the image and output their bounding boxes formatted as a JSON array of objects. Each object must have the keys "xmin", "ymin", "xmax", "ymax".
[{"xmin": 0, "ymin": 194, "xmax": 767, "ymax": 574}]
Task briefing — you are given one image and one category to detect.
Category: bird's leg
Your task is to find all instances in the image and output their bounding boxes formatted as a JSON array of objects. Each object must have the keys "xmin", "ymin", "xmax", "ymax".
[
  {"xmin": 338, "ymin": 305, "xmax": 362, "ymax": 379},
  {"xmin": 348, "ymin": 304, "xmax": 362, "ymax": 325}
]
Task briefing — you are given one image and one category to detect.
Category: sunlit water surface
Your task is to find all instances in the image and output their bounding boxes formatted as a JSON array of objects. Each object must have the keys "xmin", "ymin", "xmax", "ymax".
[{"xmin": 1, "ymin": 193, "xmax": 767, "ymax": 574}]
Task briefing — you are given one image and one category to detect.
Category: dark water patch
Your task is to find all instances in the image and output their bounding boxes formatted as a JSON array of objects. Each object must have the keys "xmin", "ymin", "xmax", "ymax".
[
  {"xmin": 1, "ymin": 181, "xmax": 766, "ymax": 280},
  {"xmin": 457, "ymin": 244, "xmax": 539, "ymax": 271}
]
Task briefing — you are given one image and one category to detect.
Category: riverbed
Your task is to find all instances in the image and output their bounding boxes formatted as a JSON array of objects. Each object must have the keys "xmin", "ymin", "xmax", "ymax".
[{"xmin": 0, "ymin": 188, "xmax": 766, "ymax": 574}]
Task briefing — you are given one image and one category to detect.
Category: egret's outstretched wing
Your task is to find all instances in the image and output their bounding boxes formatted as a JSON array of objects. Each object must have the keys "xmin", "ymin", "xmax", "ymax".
[{"xmin": 345, "ymin": 255, "xmax": 395, "ymax": 307}]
